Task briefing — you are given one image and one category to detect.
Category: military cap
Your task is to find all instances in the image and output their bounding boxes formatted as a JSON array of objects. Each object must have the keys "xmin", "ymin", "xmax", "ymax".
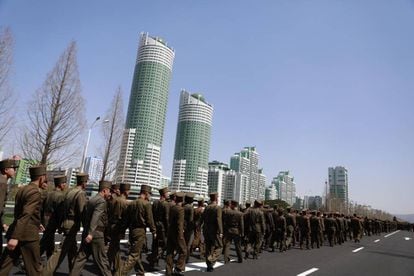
[
  {"xmin": 254, "ymin": 199, "xmax": 263, "ymax": 206},
  {"xmin": 169, "ymin": 192, "xmax": 176, "ymax": 199},
  {"xmin": 120, "ymin": 183, "xmax": 131, "ymax": 192},
  {"xmin": 263, "ymin": 204, "xmax": 269, "ymax": 209},
  {"xmin": 209, "ymin": 192, "xmax": 218, "ymax": 199},
  {"xmin": 158, "ymin": 187, "xmax": 169, "ymax": 196},
  {"xmin": 0, "ymin": 159, "xmax": 19, "ymax": 170},
  {"xmin": 54, "ymin": 175, "xmax": 67, "ymax": 186},
  {"xmin": 111, "ymin": 183, "xmax": 120, "ymax": 190},
  {"xmin": 175, "ymin": 192, "xmax": 185, "ymax": 199},
  {"xmin": 29, "ymin": 165, "xmax": 46, "ymax": 177},
  {"xmin": 231, "ymin": 200, "xmax": 239, "ymax": 206},
  {"xmin": 99, "ymin": 180, "xmax": 112, "ymax": 191},
  {"xmin": 197, "ymin": 198, "xmax": 205, "ymax": 204},
  {"xmin": 185, "ymin": 192, "xmax": 195, "ymax": 199},
  {"xmin": 140, "ymin": 184, "xmax": 152, "ymax": 194},
  {"xmin": 76, "ymin": 173, "xmax": 89, "ymax": 184}
]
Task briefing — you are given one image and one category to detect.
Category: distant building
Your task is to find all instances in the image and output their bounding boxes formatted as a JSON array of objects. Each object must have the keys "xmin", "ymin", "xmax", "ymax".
[
  {"xmin": 328, "ymin": 166, "xmax": 348, "ymax": 205},
  {"xmin": 170, "ymin": 91, "xmax": 213, "ymax": 198},
  {"xmin": 292, "ymin": 196, "xmax": 303, "ymax": 210},
  {"xmin": 265, "ymin": 185, "xmax": 277, "ymax": 201},
  {"xmin": 66, "ymin": 167, "xmax": 81, "ymax": 187},
  {"xmin": 13, "ymin": 159, "xmax": 32, "ymax": 185},
  {"xmin": 230, "ymin": 146, "xmax": 261, "ymax": 203},
  {"xmin": 160, "ymin": 175, "xmax": 170, "ymax": 188},
  {"xmin": 207, "ymin": 161, "xmax": 236, "ymax": 204},
  {"xmin": 258, "ymin": 169, "xmax": 266, "ymax": 200},
  {"xmin": 304, "ymin": 195, "xmax": 323, "ymax": 210},
  {"xmin": 271, "ymin": 171, "xmax": 296, "ymax": 206},
  {"xmin": 84, "ymin": 156, "xmax": 104, "ymax": 181}
]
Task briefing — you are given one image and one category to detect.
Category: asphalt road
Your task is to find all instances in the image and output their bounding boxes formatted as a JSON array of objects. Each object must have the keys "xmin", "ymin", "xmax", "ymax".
[{"xmin": 6, "ymin": 229, "xmax": 414, "ymax": 275}]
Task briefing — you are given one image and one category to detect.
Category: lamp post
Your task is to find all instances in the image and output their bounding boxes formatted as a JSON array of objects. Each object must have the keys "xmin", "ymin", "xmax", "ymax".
[{"xmin": 80, "ymin": 116, "xmax": 102, "ymax": 172}]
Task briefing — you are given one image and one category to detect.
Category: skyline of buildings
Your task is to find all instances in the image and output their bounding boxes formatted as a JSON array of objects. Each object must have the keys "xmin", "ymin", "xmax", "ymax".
[{"xmin": 271, "ymin": 171, "xmax": 297, "ymax": 206}]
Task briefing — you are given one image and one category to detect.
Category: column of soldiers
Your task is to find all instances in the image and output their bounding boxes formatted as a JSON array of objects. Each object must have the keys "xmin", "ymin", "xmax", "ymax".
[{"xmin": 0, "ymin": 158, "xmax": 408, "ymax": 276}]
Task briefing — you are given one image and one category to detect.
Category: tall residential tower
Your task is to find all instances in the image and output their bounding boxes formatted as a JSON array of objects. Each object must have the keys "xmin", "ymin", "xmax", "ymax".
[
  {"xmin": 170, "ymin": 91, "xmax": 213, "ymax": 198},
  {"xmin": 115, "ymin": 33, "xmax": 175, "ymax": 197}
]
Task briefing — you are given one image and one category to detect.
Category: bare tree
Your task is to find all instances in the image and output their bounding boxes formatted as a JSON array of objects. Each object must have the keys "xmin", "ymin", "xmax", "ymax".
[
  {"xmin": 20, "ymin": 41, "xmax": 85, "ymax": 167},
  {"xmin": 0, "ymin": 27, "xmax": 14, "ymax": 144},
  {"xmin": 100, "ymin": 86, "xmax": 124, "ymax": 181}
]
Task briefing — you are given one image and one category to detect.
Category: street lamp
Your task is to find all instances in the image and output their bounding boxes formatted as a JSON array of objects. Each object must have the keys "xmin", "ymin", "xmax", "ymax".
[{"xmin": 80, "ymin": 116, "xmax": 109, "ymax": 172}]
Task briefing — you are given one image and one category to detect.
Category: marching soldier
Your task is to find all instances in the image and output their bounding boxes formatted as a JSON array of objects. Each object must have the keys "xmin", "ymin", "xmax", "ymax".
[
  {"xmin": 350, "ymin": 213, "xmax": 363, "ymax": 243},
  {"xmin": 203, "ymin": 192, "xmax": 223, "ymax": 272},
  {"xmin": 165, "ymin": 192, "xmax": 186, "ymax": 276},
  {"xmin": 325, "ymin": 213, "xmax": 337, "ymax": 246},
  {"xmin": 271, "ymin": 208, "xmax": 287, "ymax": 252},
  {"xmin": 107, "ymin": 183, "xmax": 131, "ymax": 272},
  {"xmin": 43, "ymin": 173, "xmax": 89, "ymax": 275},
  {"xmin": 223, "ymin": 200, "xmax": 244, "ymax": 263},
  {"xmin": 285, "ymin": 207, "xmax": 296, "ymax": 249},
  {"xmin": 0, "ymin": 165, "xmax": 46, "ymax": 276},
  {"xmin": 244, "ymin": 200, "xmax": 265, "ymax": 259},
  {"xmin": 117, "ymin": 184, "xmax": 156, "ymax": 276},
  {"xmin": 40, "ymin": 175, "xmax": 67, "ymax": 258},
  {"xmin": 70, "ymin": 181, "xmax": 112, "ymax": 276},
  {"xmin": 190, "ymin": 198, "xmax": 205, "ymax": 259},
  {"xmin": 298, "ymin": 209, "xmax": 311, "ymax": 250},
  {"xmin": 262, "ymin": 205, "xmax": 274, "ymax": 251},
  {"xmin": 0, "ymin": 159, "xmax": 19, "ymax": 255},
  {"xmin": 242, "ymin": 201, "xmax": 251, "ymax": 259},
  {"xmin": 148, "ymin": 187, "xmax": 170, "ymax": 269},
  {"xmin": 106, "ymin": 183, "xmax": 121, "ymax": 244},
  {"xmin": 184, "ymin": 192, "xmax": 194, "ymax": 263},
  {"xmin": 310, "ymin": 211, "xmax": 321, "ymax": 249}
]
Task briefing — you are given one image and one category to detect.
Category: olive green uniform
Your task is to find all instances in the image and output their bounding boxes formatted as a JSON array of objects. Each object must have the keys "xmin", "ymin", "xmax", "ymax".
[
  {"xmin": 118, "ymin": 197, "xmax": 156, "ymax": 276},
  {"xmin": 203, "ymin": 202, "xmax": 223, "ymax": 270},
  {"xmin": 0, "ymin": 182, "xmax": 43, "ymax": 276},
  {"xmin": 166, "ymin": 203, "xmax": 186, "ymax": 275},
  {"xmin": 223, "ymin": 208, "xmax": 244, "ymax": 263},
  {"xmin": 244, "ymin": 206, "xmax": 265, "ymax": 258},
  {"xmin": 147, "ymin": 198, "xmax": 169, "ymax": 266}
]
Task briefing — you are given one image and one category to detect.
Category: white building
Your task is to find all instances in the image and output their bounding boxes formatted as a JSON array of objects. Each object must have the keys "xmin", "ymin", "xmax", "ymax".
[
  {"xmin": 84, "ymin": 156, "xmax": 104, "ymax": 181},
  {"xmin": 271, "ymin": 171, "xmax": 296, "ymax": 206}
]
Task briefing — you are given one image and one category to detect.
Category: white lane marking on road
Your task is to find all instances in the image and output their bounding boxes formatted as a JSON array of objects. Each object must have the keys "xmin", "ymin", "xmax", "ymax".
[
  {"xmin": 384, "ymin": 230, "xmax": 400, "ymax": 238},
  {"xmin": 145, "ymin": 261, "xmax": 225, "ymax": 276},
  {"xmin": 374, "ymin": 239, "xmax": 380, "ymax": 243},
  {"xmin": 404, "ymin": 237, "xmax": 412, "ymax": 241},
  {"xmin": 297, "ymin": 268, "xmax": 319, "ymax": 276},
  {"xmin": 352, "ymin": 247, "xmax": 364, "ymax": 253}
]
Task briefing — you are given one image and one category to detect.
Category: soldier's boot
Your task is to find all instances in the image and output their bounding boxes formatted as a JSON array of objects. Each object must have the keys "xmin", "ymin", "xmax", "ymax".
[{"xmin": 173, "ymin": 267, "xmax": 185, "ymax": 276}]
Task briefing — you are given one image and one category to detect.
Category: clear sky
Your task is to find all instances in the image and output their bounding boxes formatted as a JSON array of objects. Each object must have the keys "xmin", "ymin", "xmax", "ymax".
[{"xmin": 1, "ymin": 0, "xmax": 413, "ymax": 214}]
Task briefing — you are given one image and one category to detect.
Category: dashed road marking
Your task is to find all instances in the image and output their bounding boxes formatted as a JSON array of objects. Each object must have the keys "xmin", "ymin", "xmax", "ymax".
[
  {"xmin": 374, "ymin": 239, "xmax": 380, "ymax": 243},
  {"xmin": 146, "ymin": 261, "xmax": 225, "ymax": 275},
  {"xmin": 404, "ymin": 237, "xmax": 411, "ymax": 241},
  {"xmin": 384, "ymin": 230, "xmax": 400, "ymax": 238},
  {"xmin": 297, "ymin": 268, "xmax": 319, "ymax": 276},
  {"xmin": 352, "ymin": 247, "xmax": 364, "ymax": 253}
]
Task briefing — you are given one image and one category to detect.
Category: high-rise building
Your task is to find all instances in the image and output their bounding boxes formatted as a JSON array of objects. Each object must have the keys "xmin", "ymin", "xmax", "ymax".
[
  {"xmin": 207, "ymin": 161, "xmax": 236, "ymax": 204},
  {"xmin": 84, "ymin": 156, "xmax": 104, "ymax": 181},
  {"xmin": 271, "ymin": 171, "xmax": 296, "ymax": 206},
  {"xmin": 230, "ymin": 146, "xmax": 260, "ymax": 203},
  {"xmin": 258, "ymin": 168, "xmax": 266, "ymax": 200},
  {"xmin": 170, "ymin": 91, "xmax": 213, "ymax": 198},
  {"xmin": 328, "ymin": 166, "xmax": 348, "ymax": 205},
  {"xmin": 304, "ymin": 195, "xmax": 323, "ymax": 210},
  {"xmin": 265, "ymin": 185, "xmax": 277, "ymax": 200},
  {"xmin": 115, "ymin": 33, "xmax": 175, "ymax": 196}
]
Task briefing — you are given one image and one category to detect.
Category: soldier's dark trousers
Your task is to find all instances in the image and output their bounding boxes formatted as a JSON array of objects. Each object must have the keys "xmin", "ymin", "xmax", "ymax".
[
  {"xmin": 223, "ymin": 234, "xmax": 242, "ymax": 263},
  {"xmin": 300, "ymin": 230, "xmax": 310, "ymax": 249},
  {"xmin": 43, "ymin": 225, "xmax": 78, "ymax": 276},
  {"xmin": 248, "ymin": 232, "xmax": 262, "ymax": 258},
  {"xmin": 148, "ymin": 225, "xmax": 166, "ymax": 266},
  {"xmin": 327, "ymin": 228, "xmax": 336, "ymax": 246},
  {"xmin": 190, "ymin": 228, "xmax": 205, "ymax": 258},
  {"xmin": 70, "ymin": 237, "xmax": 111, "ymax": 276},
  {"xmin": 107, "ymin": 231, "xmax": 121, "ymax": 271},
  {"xmin": 166, "ymin": 236, "xmax": 187, "ymax": 275},
  {"xmin": 184, "ymin": 229, "xmax": 194, "ymax": 263},
  {"xmin": 0, "ymin": 240, "xmax": 42, "ymax": 276},
  {"xmin": 310, "ymin": 231, "xmax": 319, "ymax": 248},
  {"xmin": 285, "ymin": 225, "xmax": 294, "ymax": 248},
  {"xmin": 118, "ymin": 228, "xmax": 146, "ymax": 276},
  {"xmin": 40, "ymin": 220, "xmax": 58, "ymax": 258},
  {"xmin": 205, "ymin": 235, "xmax": 223, "ymax": 268}
]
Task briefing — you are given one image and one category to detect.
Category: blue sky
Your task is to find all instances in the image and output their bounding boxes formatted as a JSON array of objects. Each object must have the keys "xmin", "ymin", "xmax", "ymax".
[{"xmin": 1, "ymin": 0, "xmax": 413, "ymax": 214}]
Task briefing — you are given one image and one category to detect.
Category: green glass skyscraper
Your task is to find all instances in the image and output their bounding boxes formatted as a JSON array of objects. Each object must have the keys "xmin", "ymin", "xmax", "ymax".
[
  {"xmin": 116, "ymin": 33, "xmax": 175, "ymax": 194},
  {"xmin": 171, "ymin": 90, "xmax": 213, "ymax": 198}
]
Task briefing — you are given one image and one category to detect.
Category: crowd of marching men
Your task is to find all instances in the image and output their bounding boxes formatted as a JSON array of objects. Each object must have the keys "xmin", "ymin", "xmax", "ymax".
[{"xmin": 0, "ymin": 159, "xmax": 412, "ymax": 276}]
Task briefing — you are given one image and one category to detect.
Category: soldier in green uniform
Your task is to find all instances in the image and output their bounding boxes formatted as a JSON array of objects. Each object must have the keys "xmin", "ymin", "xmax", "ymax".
[
  {"xmin": 106, "ymin": 183, "xmax": 121, "ymax": 244},
  {"xmin": 40, "ymin": 175, "xmax": 67, "ymax": 258},
  {"xmin": 0, "ymin": 159, "xmax": 19, "ymax": 256},
  {"xmin": 43, "ymin": 173, "xmax": 89, "ymax": 275},
  {"xmin": 298, "ymin": 209, "xmax": 311, "ymax": 250},
  {"xmin": 203, "ymin": 192, "xmax": 223, "ymax": 272},
  {"xmin": 271, "ymin": 208, "xmax": 287, "ymax": 252},
  {"xmin": 325, "ymin": 213, "xmax": 337, "ymax": 246},
  {"xmin": 147, "ymin": 187, "xmax": 170, "ymax": 269},
  {"xmin": 107, "ymin": 183, "xmax": 131, "ymax": 272},
  {"xmin": 350, "ymin": 213, "xmax": 363, "ymax": 243},
  {"xmin": 285, "ymin": 207, "xmax": 296, "ymax": 249},
  {"xmin": 70, "ymin": 181, "xmax": 112, "ymax": 276},
  {"xmin": 242, "ymin": 201, "xmax": 251, "ymax": 258},
  {"xmin": 244, "ymin": 200, "xmax": 265, "ymax": 259},
  {"xmin": 310, "ymin": 211, "xmax": 321, "ymax": 249},
  {"xmin": 190, "ymin": 198, "xmax": 205, "ymax": 259},
  {"xmin": 165, "ymin": 192, "xmax": 186, "ymax": 276},
  {"xmin": 184, "ymin": 192, "xmax": 195, "ymax": 263},
  {"xmin": 223, "ymin": 200, "xmax": 244, "ymax": 263},
  {"xmin": 0, "ymin": 165, "xmax": 46, "ymax": 276},
  {"xmin": 117, "ymin": 184, "xmax": 156, "ymax": 276}
]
